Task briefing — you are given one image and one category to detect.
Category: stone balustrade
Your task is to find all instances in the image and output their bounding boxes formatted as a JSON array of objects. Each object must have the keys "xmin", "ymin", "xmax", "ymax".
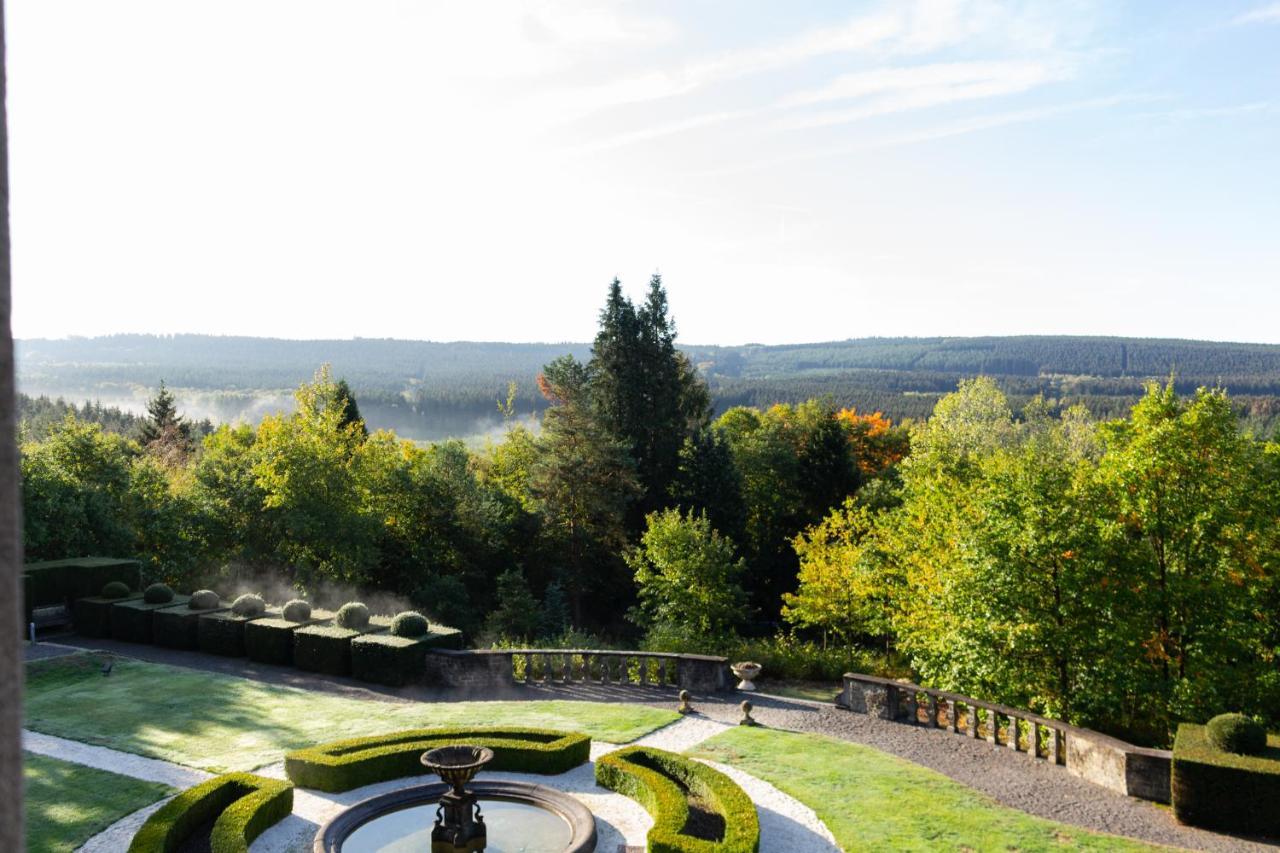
[
  {"xmin": 839, "ymin": 673, "xmax": 1171, "ymax": 803},
  {"xmin": 424, "ymin": 648, "xmax": 730, "ymax": 694}
]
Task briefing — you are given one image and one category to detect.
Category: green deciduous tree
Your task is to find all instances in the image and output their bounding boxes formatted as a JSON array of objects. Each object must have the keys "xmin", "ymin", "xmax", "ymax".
[{"xmin": 627, "ymin": 508, "xmax": 749, "ymax": 647}]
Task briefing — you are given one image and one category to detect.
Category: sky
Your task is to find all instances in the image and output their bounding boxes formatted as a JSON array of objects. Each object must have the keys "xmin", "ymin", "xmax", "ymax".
[{"xmin": 6, "ymin": 1, "xmax": 1280, "ymax": 345}]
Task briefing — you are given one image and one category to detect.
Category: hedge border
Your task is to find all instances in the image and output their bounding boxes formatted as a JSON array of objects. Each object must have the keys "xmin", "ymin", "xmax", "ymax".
[
  {"xmin": 197, "ymin": 608, "xmax": 281, "ymax": 657},
  {"xmin": 73, "ymin": 593, "xmax": 143, "ymax": 638},
  {"xmin": 244, "ymin": 613, "xmax": 332, "ymax": 666},
  {"xmin": 24, "ymin": 557, "xmax": 142, "ymax": 609},
  {"xmin": 350, "ymin": 629, "xmax": 461, "ymax": 686},
  {"xmin": 126, "ymin": 772, "xmax": 293, "ymax": 853},
  {"xmin": 284, "ymin": 726, "xmax": 591, "ymax": 792},
  {"xmin": 595, "ymin": 746, "xmax": 759, "ymax": 853},
  {"xmin": 153, "ymin": 601, "xmax": 231, "ymax": 650},
  {"xmin": 109, "ymin": 595, "xmax": 191, "ymax": 644},
  {"xmin": 293, "ymin": 618, "xmax": 390, "ymax": 677},
  {"xmin": 1172, "ymin": 723, "xmax": 1280, "ymax": 836}
]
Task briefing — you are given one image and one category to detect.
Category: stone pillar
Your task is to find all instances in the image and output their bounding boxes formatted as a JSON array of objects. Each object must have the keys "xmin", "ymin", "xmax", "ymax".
[
  {"xmin": 675, "ymin": 654, "xmax": 729, "ymax": 693},
  {"xmin": 0, "ymin": 9, "xmax": 22, "ymax": 847},
  {"xmin": 841, "ymin": 676, "xmax": 898, "ymax": 719}
]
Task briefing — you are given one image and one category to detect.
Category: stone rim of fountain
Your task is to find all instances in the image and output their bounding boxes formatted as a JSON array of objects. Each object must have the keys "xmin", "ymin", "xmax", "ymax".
[{"xmin": 311, "ymin": 780, "xmax": 598, "ymax": 853}]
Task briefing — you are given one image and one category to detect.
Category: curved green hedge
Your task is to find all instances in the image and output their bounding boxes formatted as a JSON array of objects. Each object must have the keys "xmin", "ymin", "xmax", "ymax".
[
  {"xmin": 284, "ymin": 726, "xmax": 590, "ymax": 792},
  {"xmin": 596, "ymin": 746, "xmax": 759, "ymax": 853},
  {"xmin": 127, "ymin": 772, "xmax": 293, "ymax": 853}
]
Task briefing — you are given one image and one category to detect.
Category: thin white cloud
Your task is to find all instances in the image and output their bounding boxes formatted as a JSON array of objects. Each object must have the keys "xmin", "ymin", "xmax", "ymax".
[
  {"xmin": 1232, "ymin": 3, "xmax": 1280, "ymax": 24},
  {"xmin": 1134, "ymin": 101, "xmax": 1273, "ymax": 120}
]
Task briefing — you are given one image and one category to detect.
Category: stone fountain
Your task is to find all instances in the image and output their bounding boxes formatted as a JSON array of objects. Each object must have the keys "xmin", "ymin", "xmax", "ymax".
[{"xmin": 421, "ymin": 745, "xmax": 494, "ymax": 852}]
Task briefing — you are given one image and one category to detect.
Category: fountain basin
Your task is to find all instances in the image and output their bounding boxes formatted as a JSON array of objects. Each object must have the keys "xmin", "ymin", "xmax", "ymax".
[{"xmin": 313, "ymin": 780, "xmax": 597, "ymax": 853}]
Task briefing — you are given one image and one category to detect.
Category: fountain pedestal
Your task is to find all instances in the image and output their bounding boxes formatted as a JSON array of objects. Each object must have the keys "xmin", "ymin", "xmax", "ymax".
[{"xmin": 422, "ymin": 746, "xmax": 495, "ymax": 852}]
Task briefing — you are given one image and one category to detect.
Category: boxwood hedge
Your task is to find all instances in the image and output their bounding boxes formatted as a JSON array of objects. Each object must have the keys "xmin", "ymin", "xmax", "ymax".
[
  {"xmin": 244, "ymin": 612, "xmax": 332, "ymax": 666},
  {"xmin": 1172, "ymin": 723, "xmax": 1280, "ymax": 836},
  {"xmin": 154, "ymin": 600, "xmax": 230, "ymax": 650},
  {"xmin": 24, "ymin": 557, "xmax": 142, "ymax": 609},
  {"xmin": 110, "ymin": 594, "xmax": 192, "ymax": 644},
  {"xmin": 293, "ymin": 617, "xmax": 391, "ymax": 677},
  {"xmin": 595, "ymin": 746, "xmax": 759, "ymax": 853},
  {"xmin": 127, "ymin": 772, "xmax": 293, "ymax": 853},
  {"xmin": 197, "ymin": 608, "xmax": 280, "ymax": 657},
  {"xmin": 350, "ymin": 628, "xmax": 463, "ymax": 686},
  {"xmin": 73, "ymin": 593, "xmax": 142, "ymax": 638},
  {"xmin": 284, "ymin": 726, "xmax": 590, "ymax": 792}
]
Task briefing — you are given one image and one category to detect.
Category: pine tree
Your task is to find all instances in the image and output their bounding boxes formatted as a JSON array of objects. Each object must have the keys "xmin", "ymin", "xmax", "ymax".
[
  {"xmin": 334, "ymin": 378, "xmax": 368, "ymax": 437},
  {"xmin": 139, "ymin": 381, "xmax": 184, "ymax": 444}
]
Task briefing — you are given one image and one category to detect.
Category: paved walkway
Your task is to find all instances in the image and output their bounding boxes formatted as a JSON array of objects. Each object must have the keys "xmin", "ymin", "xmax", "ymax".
[{"xmin": 28, "ymin": 714, "xmax": 836, "ymax": 852}]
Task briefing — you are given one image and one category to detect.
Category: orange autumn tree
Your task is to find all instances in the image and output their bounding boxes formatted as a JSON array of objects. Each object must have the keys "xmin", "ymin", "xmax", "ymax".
[{"xmin": 836, "ymin": 408, "xmax": 909, "ymax": 475}]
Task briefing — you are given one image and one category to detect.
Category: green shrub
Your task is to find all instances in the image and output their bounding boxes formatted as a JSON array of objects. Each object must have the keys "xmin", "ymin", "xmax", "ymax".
[
  {"xmin": 1172, "ymin": 723, "xmax": 1280, "ymax": 836},
  {"xmin": 109, "ymin": 594, "xmax": 191, "ymax": 644},
  {"xmin": 198, "ymin": 609, "xmax": 277, "ymax": 657},
  {"xmin": 73, "ymin": 592, "xmax": 140, "ymax": 638},
  {"xmin": 595, "ymin": 745, "xmax": 759, "ymax": 853},
  {"xmin": 281, "ymin": 599, "xmax": 312, "ymax": 623},
  {"xmin": 231, "ymin": 593, "xmax": 266, "ymax": 618},
  {"xmin": 284, "ymin": 727, "xmax": 590, "ymax": 792},
  {"xmin": 244, "ymin": 613, "xmax": 328, "ymax": 666},
  {"xmin": 126, "ymin": 772, "xmax": 293, "ymax": 853},
  {"xmin": 155, "ymin": 600, "xmax": 228, "ymax": 649},
  {"xmin": 1206, "ymin": 713, "xmax": 1266, "ymax": 755},
  {"xmin": 102, "ymin": 581, "xmax": 131, "ymax": 599},
  {"xmin": 293, "ymin": 619, "xmax": 390, "ymax": 677},
  {"xmin": 189, "ymin": 589, "xmax": 221, "ymax": 610},
  {"xmin": 335, "ymin": 602, "xmax": 370, "ymax": 630},
  {"xmin": 349, "ymin": 628, "xmax": 463, "ymax": 686},
  {"xmin": 143, "ymin": 583, "xmax": 174, "ymax": 605},
  {"xmin": 390, "ymin": 611, "xmax": 429, "ymax": 638}
]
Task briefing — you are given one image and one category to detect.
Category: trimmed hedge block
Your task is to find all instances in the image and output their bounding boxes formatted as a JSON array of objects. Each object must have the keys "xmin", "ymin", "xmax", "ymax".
[
  {"xmin": 110, "ymin": 595, "xmax": 191, "ymax": 644},
  {"xmin": 596, "ymin": 746, "xmax": 760, "ymax": 853},
  {"xmin": 25, "ymin": 557, "xmax": 142, "ymax": 608},
  {"xmin": 127, "ymin": 771, "xmax": 293, "ymax": 853},
  {"xmin": 244, "ymin": 612, "xmax": 332, "ymax": 666},
  {"xmin": 73, "ymin": 593, "xmax": 143, "ymax": 638},
  {"xmin": 350, "ymin": 629, "xmax": 459, "ymax": 686},
  {"xmin": 293, "ymin": 617, "xmax": 390, "ymax": 677},
  {"xmin": 154, "ymin": 600, "xmax": 230, "ymax": 650},
  {"xmin": 284, "ymin": 727, "xmax": 590, "ymax": 792},
  {"xmin": 198, "ymin": 608, "xmax": 280, "ymax": 657},
  {"xmin": 1172, "ymin": 723, "xmax": 1280, "ymax": 836}
]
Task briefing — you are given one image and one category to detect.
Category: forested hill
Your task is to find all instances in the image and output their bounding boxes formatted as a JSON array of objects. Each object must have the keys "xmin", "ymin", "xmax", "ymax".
[{"xmin": 18, "ymin": 334, "xmax": 1280, "ymax": 440}]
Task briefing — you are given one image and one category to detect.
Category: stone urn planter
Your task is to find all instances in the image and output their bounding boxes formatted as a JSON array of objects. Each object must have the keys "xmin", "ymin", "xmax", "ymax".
[{"xmin": 731, "ymin": 661, "xmax": 762, "ymax": 692}]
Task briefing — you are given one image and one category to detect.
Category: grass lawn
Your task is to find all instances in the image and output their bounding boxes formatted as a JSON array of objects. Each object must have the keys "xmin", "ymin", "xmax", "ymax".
[
  {"xmin": 25, "ymin": 653, "xmax": 679, "ymax": 773},
  {"xmin": 691, "ymin": 727, "xmax": 1163, "ymax": 852},
  {"xmin": 25, "ymin": 752, "xmax": 173, "ymax": 852}
]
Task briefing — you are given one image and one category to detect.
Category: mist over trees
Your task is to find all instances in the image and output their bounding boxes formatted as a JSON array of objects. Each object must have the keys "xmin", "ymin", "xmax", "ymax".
[{"xmin": 17, "ymin": 282, "xmax": 1280, "ymax": 747}]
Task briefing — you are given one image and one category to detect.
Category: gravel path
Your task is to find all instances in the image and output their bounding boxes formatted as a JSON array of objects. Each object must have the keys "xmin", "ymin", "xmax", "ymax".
[
  {"xmin": 663, "ymin": 693, "xmax": 1279, "ymax": 852},
  {"xmin": 46, "ymin": 640, "xmax": 1280, "ymax": 851}
]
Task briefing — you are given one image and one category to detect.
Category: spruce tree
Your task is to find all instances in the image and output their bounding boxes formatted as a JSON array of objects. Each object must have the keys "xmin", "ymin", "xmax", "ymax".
[{"xmin": 139, "ymin": 381, "xmax": 192, "ymax": 457}]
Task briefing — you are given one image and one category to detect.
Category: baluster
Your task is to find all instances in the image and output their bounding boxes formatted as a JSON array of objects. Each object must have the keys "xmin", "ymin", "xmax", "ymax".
[
  {"xmin": 562, "ymin": 653, "xmax": 572, "ymax": 682},
  {"xmin": 906, "ymin": 690, "xmax": 919, "ymax": 724},
  {"xmin": 926, "ymin": 694, "xmax": 940, "ymax": 728},
  {"xmin": 657, "ymin": 657, "xmax": 668, "ymax": 685},
  {"xmin": 969, "ymin": 705, "xmax": 980, "ymax": 738},
  {"xmin": 948, "ymin": 700, "xmax": 960, "ymax": 734},
  {"xmin": 986, "ymin": 710, "xmax": 999, "ymax": 744},
  {"xmin": 599, "ymin": 654, "xmax": 609, "ymax": 684},
  {"xmin": 1007, "ymin": 716, "xmax": 1020, "ymax": 751},
  {"xmin": 1030, "ymin": 721, "xmax": 1043, "ymax": 759},
  {"xmin": 1050, "ymin": 728, "xmax": 1062, "ymax": 764},
  {"xmin": 639, "ymin": 656, "xmax": 650, "ymax": 685}
]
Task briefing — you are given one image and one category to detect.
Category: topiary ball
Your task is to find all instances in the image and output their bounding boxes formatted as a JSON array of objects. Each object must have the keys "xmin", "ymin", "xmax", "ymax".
[
  {"xmin": 231, "ymin": 593, "xmax": 266, "ymax": 618},
  {"xmin": 282, "ymin": 599, "xmax": 312, "ymax": 623},
  {"xmin": 1207, "ymin": 713, "xmax": 1267, "ymax": 755},
  {"xmin": 101, "ymin": 581, "xmax": 131, "ymax": 599},
  {"xmin": 390, "ymin": 611, "xmax": 429, "ymax": 638},
  {"xmin": 143, "ymin": 583, "xmax": 174, "ymax": 604},
  {"xmin": 335, "ymin": 602, "xmax": 370, "ymax": 630},
  {"xmin": 189, "ymin": 589, "xmax": 220, "ymax": 610}
]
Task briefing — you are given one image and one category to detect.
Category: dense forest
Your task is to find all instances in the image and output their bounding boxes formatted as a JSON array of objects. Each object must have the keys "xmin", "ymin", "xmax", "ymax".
[
  {"xmin": 18, "ymin": 282, "xmax": 1280, "ymax": 748},
  {"xmin": 19, "ymin": 333, "xmax": 1280, "ymax": 441}
]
